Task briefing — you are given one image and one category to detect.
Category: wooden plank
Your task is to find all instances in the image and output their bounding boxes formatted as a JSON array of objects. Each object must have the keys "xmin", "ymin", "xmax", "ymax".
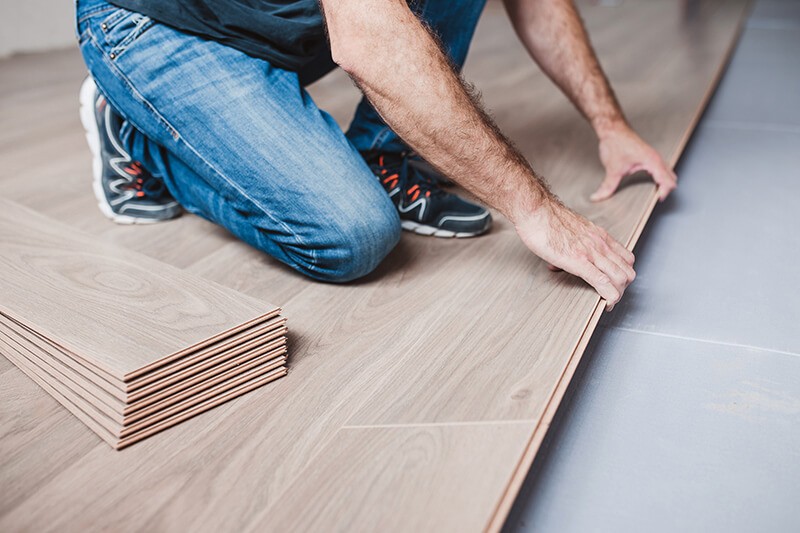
[
  {"xmin": 0, "ymin": 331, "xmax": 287, "ymax": 447},
  {"xmin": 0, "ymin": 318, "xmax": 287, "ymax": 423},
  {"xmin": 244, "ymin": 424, "xmax": 532, "ymax": 532},
  {"xmin": 2, "ymin": 311, "xmax": 286, "ymax": 397},
  {"xmin": 0, "ymin": 199, "xmax": 277, "ymax": 381},
  {"xmin": 0, "ymin": 313, "xmax": 288, "ymax": 402}
]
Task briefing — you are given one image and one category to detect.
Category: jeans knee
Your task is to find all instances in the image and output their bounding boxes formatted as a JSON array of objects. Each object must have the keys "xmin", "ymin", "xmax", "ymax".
[{"xmin": 311, "ymin": 207, "xmax": 401, "ymax": 283}]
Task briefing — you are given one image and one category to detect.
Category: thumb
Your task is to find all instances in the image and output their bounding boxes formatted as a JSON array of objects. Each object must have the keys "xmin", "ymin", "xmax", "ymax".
[{"xmin": 590, "ymin": 173, "xmax": 623, "ymax": 202}]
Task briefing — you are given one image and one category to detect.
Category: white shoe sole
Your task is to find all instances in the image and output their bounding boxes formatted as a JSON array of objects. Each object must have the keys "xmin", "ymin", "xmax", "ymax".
[
  {"xmin": 401, "ymin": 220, "xmax": 488, "ymax": 238},
  {"xmin": 79, "ymin": 78, "xmax": 160, "ymax": 225}
]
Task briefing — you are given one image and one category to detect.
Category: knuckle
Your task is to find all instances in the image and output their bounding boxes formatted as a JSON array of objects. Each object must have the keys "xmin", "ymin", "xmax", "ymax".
[
  {"xmin": 575, "ymin": 249, "xmax": 591, "ymax": 263},
  {"xmin": 604, "ymin": 289, "xmax": 620, "ymax": 304}
]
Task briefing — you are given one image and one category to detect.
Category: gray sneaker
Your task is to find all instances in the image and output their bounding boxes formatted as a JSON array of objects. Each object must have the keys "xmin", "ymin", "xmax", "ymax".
[{"xmin": 79, "ymin": 77, "xmax": 181, "ymax": 224}]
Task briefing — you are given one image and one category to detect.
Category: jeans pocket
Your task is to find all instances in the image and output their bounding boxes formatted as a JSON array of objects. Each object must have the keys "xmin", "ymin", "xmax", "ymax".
[{"xmin": 99, "ymin": 8, "xmax": 154, "ymax": 59}]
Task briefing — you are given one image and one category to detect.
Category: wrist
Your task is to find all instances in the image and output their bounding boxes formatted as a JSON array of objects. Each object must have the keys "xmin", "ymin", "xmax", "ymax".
[
  {"xmin": 592, "ymin": 115, "xmax": 630, "ymax": 141},
  {"xmin": 506, "ymin": 176, "xmax": 555, "ymax": 227}
]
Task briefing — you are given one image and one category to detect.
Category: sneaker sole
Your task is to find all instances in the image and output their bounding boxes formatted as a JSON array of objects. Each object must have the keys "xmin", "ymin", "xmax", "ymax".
[
  {"xmin": 401, "ymin": 220, "xmax": 489, "ymax": 238},
  {"xmin": 79, "ymin": 79, "xmax": 161, "ymax": 226}
]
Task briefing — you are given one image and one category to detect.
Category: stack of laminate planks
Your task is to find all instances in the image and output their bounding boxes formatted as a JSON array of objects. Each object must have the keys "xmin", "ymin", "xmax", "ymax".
[{"xmin": 0, "ymin": 199, "xmax": 288, "ymax": 449}]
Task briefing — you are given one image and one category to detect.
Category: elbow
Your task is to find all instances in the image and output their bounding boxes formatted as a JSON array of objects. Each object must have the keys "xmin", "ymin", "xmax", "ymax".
[
  {"xmin": 324, "ymin": 8, "xmax": 370, "ymax": 78},
  {"xmin": 330, "ymin": 39, "xmax": 365, "ymax": 78}
]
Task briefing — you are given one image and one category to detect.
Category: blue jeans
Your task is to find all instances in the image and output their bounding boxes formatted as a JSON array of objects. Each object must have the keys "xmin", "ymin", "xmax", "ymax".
[{"xmin": 75, "ymin": 0, "xmax": 486, "ymax": 282}]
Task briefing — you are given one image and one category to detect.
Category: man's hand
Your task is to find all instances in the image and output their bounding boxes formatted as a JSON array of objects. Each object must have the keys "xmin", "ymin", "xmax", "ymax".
[
  {"xmin": 323, "ymin": 0, "xmax": 636, "ymax": 305},
  {"xmin": 515, "ymin": 198, "xmax": 635, "ymax": 310},
  {"xmin": 504, "ymin": 0, "xmax": 677, "ymax": 202},
  {"xmin": 593, "ymin": 123, "xmax": 678, "ymax": 202}
]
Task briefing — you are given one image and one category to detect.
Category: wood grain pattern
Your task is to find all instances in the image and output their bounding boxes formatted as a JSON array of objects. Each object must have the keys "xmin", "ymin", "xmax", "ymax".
[
  {"xmin": 0, "ymin": 199, "xmax": 277, "ymax": 381},
  {"xmin": 2, "ymin": 313, "xmax": 287, "ymax": 400},
  {"xmin": 245, "ymin": 424, "xmax": 532, "ymax": 532},
  {"xmin": 0, "ymin": 319, "xmax": 287, "ymax": 423},
  {"xmin": 0, "ymin": 0, "xmax": 748, "ymax": 530},
  {"xmin": 0, "ymin": 332, "xmax": 287, "ymax": 449}
]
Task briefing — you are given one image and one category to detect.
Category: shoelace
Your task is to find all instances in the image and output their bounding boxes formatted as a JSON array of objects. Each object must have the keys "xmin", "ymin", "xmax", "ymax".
[
  {"xmin": 122, "ymin": 162, "xmax": 168, "ymax": 199},
  {"xmin": 374, "ymin": 152, "xmax": 446, "ymax": 203}
]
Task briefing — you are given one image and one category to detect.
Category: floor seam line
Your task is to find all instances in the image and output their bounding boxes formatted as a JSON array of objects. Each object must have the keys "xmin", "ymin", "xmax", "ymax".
[
  {"xmin": 745, "ymin": 21, "xmax": 800, "ymax": 31},
  {"xmin": 702, "ymin": 120, "xmax": 800, "ymax": 134},
  {"xmin": 341, "ymin": 419, "xmax": 538, "ymax": 430},
  {"xmin": 600, "ymin": 325, "xmax": 800, "ymax": 358}
]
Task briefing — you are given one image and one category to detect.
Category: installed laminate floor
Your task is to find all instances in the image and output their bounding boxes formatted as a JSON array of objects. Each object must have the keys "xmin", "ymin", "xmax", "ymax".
[{"xmin": 0, "ymin": 1, "xmax": 749, "ymax": 530}]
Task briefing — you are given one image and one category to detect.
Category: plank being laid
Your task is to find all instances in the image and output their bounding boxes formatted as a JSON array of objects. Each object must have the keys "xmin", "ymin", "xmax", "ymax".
[
  {"xmin": 0, "ymin": 0, "xmax": 748, "ymax": 531},
  {"xmin": 0, "ymin": 199, "xmax": 277, "ymax": 382}
]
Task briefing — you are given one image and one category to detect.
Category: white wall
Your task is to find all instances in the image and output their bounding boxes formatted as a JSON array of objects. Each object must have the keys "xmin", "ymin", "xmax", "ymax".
[{"xmin": 0, "ymin": 0, "xmax": 77, "ymax": 58}]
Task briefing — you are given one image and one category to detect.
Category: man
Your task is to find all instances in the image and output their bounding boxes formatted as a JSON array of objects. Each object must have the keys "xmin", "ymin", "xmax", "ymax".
[{"xmin": 75, "ymin": 0, "xmax": 676, "ymax": 310}]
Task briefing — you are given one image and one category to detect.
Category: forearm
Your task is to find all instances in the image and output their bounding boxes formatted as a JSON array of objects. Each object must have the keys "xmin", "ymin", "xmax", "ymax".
[
  {"xmin": 503, "ymin": 0, "xmax": 626, "ymax": 137},
  {"xmin": 323, "ymin": 0, "xmax": 551, "ymax": 223}
]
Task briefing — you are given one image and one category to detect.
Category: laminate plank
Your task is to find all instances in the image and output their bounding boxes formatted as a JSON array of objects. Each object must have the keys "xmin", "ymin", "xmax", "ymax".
[
  {"xmin": 244, "ymin": 424, "xmax": 532, "ymax": 532},
  {"xmin": 0, "ymin": 318, "xmax": 287, "ymax": 423},
  {"xmin": 2, "ymin": 325, "xmax": 286, "ymax": 434},
  {"xmin": 328, "ymin": 0, "xmax": 748, "ymax": 424},
  {"xmin": 2, "ymin": 311, "xmax": 286, "ymax": 396},
  {"xmin": 0, "ymin": 331, "xmax": 287, "ymax": 448},
  {"xmin": 0, "ymin": 365, "xmax": 101, "ymax": 518},
  {"xmin": 0, "ymin": 199, "xmax": 277, "ymax": 381}
]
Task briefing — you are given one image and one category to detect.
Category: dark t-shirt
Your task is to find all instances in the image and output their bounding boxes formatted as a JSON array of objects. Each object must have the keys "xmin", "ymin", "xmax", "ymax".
[{"xmin": 108, "ymin": 0, "xmax": 326, "ymax": 72}]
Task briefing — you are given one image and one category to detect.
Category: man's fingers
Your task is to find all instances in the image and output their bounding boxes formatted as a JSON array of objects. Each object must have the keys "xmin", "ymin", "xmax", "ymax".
[
  {"xmin": 651, "ymin": 161, "xmax": 677, "ymax": 201},
  {"xmin": 596, "ymin": 228, "xmax": 635, "ymax": 266},
  {"xmin": 571, "ymin": 258, "xmax": 621, "ymax": 309},
  {"xmin": 588, "ymin": 230, "xmax": 634, "ymax": 283},
  {"xmin": 608, "ymin": 237, "xmax": 635, "ymax": 268},
  {"xmin": 590, "ymin": 248, "xmax": 630, "ymax": 296},
  {"xmin": 604, "ymin": 237, "xmax": 636, "ymax": 280},
  {"xmin": 605, "ymin": 246, "xmax": 636, "ymax": 284},
  {"xmin": 590, "ymin": 173, "xmax": 623, "ymax": 202}
]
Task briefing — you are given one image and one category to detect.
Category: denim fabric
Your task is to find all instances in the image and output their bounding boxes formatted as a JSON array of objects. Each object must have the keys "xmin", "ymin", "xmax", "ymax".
[{"xmin": 75, "ymin": 0, "xmax": 484, "ymax": 281}]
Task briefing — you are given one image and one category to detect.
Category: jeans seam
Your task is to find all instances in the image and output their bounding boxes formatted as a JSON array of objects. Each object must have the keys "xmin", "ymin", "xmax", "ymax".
[
  {"xmin": 173, "ymin": 136, "xmax": 318, "ymax": 271},
  {"xmin": 77, "ymin": 6, "xmax": 115, "ymax": 26},
  {"xmin": 99, "ymin": 9, "xmax": 128, "ymax": 32},
  {"xmin": 87, "ymin": 35, "xmax": 180, "ymax": 141},
  {"xmin": 109, "ymin": 18, "xmax": 155, "ymax": 59}
]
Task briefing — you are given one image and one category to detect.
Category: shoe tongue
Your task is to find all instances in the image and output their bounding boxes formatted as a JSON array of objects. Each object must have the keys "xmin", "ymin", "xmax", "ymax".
[{"xmin": 405, "ymin": 166, "xmax": 446, "ymax": 197}]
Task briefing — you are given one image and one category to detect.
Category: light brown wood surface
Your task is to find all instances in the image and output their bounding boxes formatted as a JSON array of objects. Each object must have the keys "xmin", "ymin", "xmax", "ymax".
[
  {"xmin": 0, "ymin": 326, "xmax": 287, "ymax": 438},
  {"xmin": 0, "ymin": 318, "xmax": 287, "ymax": 424},
  {"xmin": 2, "ymin": 313, "xmax": 288, "ymax": 402},
  {"xmin": 0, "ymin": 0, "xmax": 748, "ymax": 530},
  {"xmin": 0, "ymin": 199, "xmax": 278, "ymax": 381},
  {"xmin": 1, "ymin": 333, "xmax": 287, "ymax": 449}
]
